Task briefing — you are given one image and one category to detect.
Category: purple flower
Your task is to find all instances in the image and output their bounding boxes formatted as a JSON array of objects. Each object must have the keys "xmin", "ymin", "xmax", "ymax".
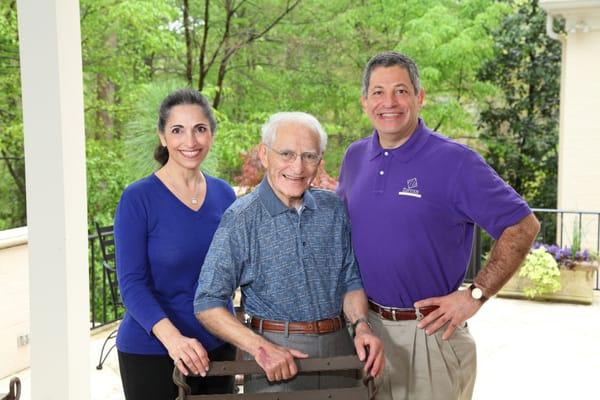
[
  {"xmin": 533, "ymin": 243, "xmax": 591, "ymax": 266},
  {"xmin": 575, "ymin": 249, "xmax": 590, "ymax": 261},
  {"xmin": 545, "ymin": 244, "xmax": 560, "ymax": 260}
]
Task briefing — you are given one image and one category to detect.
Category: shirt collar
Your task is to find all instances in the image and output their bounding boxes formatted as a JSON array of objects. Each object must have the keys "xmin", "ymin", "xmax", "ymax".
[
  {"xmin": 257, "ymin": 177, "xmax": 316, "ymax": 217},
  {"xmin": 367, "ymin": 118, "xmax": 431, "ymax": 162}
]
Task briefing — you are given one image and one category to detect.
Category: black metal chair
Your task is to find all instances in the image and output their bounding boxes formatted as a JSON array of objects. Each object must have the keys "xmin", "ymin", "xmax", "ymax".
[
  {"xmin": 1, "ymin": 377, "xmax": 21, "ymax": 400},
  {"xmin": 94, "ymin": 222, "xmax": 123, "ymax": 370}
]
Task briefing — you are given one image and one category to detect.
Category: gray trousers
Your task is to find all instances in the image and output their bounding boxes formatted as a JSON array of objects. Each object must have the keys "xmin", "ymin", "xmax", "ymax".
[{"xmin": 244, "ymin": 326, "xmax": 360, "ymax": 393}]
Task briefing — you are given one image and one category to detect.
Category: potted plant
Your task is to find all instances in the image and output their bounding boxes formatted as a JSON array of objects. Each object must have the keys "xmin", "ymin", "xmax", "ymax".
[{"xmin": 498, "ymin": 242, "xmax": 598, "ymax": 304}]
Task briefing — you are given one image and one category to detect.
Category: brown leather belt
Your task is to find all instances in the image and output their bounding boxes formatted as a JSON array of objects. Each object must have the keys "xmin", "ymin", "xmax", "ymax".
[
  {"xmin": 368, "ymin": 300, "xmax": 438, "ymax": 321},
  {"xmin": 249, "ymin": 316, "xmax": 344, "ymax": 334}
]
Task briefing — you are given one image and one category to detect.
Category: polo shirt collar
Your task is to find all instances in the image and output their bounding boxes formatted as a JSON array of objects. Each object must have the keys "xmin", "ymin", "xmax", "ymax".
[
  {"xmin": 257, "ymin": 177, "xmax": 316, "ymax": 217},
  {"xmin": 367, "ymin": 118, "xmax": 430, "ymax": 162}
]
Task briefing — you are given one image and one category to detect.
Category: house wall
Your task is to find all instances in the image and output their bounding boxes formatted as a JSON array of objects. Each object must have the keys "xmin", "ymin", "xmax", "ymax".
[
  {"xmin": 558, "ymin": 28, "xmax": 600, "ymax": 251},
  {"xmin": 0, "ymin": 227, "xmax": 30, "ymax": 378},
  {"xmin": 541, "ymin": 0, "xmax": 600, "ymax": 252}
]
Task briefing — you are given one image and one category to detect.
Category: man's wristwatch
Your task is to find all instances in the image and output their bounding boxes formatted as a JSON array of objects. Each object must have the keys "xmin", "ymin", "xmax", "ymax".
[
  {"xmin": 468, "ymin": 283, "xmax": 488, "ymax": 303},
  {"xmin": 350, "ymin": 317, "xmax": 372, "ymax": 338}
]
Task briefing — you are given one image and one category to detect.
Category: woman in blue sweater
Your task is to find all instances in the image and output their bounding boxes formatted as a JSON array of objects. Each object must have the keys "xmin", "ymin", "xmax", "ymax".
[{"xmin": 114, "ymin": 88, "xmax": 237, "ymax": 399}]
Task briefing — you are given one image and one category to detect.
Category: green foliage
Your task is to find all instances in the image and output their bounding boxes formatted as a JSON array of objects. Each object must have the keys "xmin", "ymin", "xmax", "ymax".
[
  {"xmin": 0, "ymin": 0, "xmax": 25, "ymax": 229},
  {"xmin": 478, "ymin": 0, "xmax": 562, "ymax": 207},
  {"xmin": 519, "ymin": 247, "xmax": 561, "ymax": 298},
  {"xmin": 80, "ymin": 0, "xmax": 181, "ymax": 139},
  {"xmin": 86, "ymin": 139, "xmax": 134, "ymax": 226},
  {"xmin": 398, "ymin": 0, "xmax": 510, "ymax": 138},
  {"xmin": 0, "ymin": 162, "xmax": 25, "ymax": 230},
  {"xmin": 1, "ymin": 0, "xmax": 558, "ymax": 230},
  {"xmin": 215, "ymin": 0, "xmax": 509, "ymax": 178},
  {"xmin": 213, "ymin": 112, "xmax": 265, "ymax": 179},
  {"xmin": 571, "ymin": 221, "xmax": 581, "ymax": 259}
]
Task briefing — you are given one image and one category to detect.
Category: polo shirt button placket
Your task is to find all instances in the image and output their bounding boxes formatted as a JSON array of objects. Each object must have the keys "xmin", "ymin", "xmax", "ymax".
[{"xmin": 374, "ymin": 152, "xmax": 391, "ymax": 193}]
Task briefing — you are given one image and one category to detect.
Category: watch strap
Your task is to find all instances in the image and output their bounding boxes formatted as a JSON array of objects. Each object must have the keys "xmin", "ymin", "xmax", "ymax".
[
  {"xmin": 469, "ymin": 283, "xmax": 488, "ymax": 302},
  {"xmin": 351, "ymin": 317, "xmax": 372, "ymax": 337}
]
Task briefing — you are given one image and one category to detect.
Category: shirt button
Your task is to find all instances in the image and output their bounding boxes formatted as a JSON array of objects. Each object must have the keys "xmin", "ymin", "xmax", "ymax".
[
  {"xmin": 379, "ymin": 170, "xmax": 384, "ymax": 176},
  {"xmin": 384, "ymin": 151, "xmax": 389, "ymax": 156}
]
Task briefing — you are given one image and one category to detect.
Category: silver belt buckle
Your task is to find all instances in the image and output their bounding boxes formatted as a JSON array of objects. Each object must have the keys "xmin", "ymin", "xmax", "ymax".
[
  {"xmin": 391, "ymin": 309, "xmax": 397, "ymax": 321},
  {"xmin": 415, "ymin": 307, "xmax": 424, "ymax": 321}
]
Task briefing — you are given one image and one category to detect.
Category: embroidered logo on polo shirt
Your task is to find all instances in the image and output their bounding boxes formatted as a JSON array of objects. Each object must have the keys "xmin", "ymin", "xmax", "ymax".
[{"xmin": 398, "ymin": 178, "xmax": 422, "ymax": 198}]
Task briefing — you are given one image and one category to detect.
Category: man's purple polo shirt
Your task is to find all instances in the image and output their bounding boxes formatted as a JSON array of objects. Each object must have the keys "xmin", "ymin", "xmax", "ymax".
[{"xmin": 337, "ymin": 119, "xmax": 531, "ymax": 308}]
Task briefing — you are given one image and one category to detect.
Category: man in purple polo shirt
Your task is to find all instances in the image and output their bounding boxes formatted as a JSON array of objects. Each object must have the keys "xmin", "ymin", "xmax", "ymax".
[{"xmin": 337, "ymin": 51, "xmax": 540, "ymax": 400}]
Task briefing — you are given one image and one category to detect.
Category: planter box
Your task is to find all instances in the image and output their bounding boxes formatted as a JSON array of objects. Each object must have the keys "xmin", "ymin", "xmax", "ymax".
[{"xmin": 498, "ymin": 263, "xmax": 598, "ymax": 304}]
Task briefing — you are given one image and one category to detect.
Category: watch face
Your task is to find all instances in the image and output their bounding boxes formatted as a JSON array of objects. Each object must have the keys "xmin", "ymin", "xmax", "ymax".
[{"xmin": 471, "ymin": 287, "xmax": 483, "ymax": 300}]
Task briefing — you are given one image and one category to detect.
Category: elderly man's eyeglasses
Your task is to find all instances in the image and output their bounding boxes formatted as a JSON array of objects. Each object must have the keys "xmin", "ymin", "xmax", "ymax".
[{"xmin": 265, "ymin": 145, "xmax": 322, "ymax": 166}]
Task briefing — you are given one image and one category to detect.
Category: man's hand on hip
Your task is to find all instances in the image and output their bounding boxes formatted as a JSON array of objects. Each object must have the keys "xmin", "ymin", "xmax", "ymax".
[
  {"xmin": 254, "ymin": 341, "xmax": 309, "ymax": 382},
  {"xmin": 414, "ymin": 289, "xmax": 482, "ymax": 340},
  {"xmin": 353, "ymin": 324, "xmax": 385, "ymax": 377}
]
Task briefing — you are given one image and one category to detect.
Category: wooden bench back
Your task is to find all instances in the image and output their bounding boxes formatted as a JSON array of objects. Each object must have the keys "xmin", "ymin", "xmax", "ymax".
[{"xmin": 172, "ymin": 355, "xmax": 375, "ymax": 400}]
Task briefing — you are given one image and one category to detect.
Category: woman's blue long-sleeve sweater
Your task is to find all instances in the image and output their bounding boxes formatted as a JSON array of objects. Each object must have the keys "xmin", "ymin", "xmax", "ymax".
[{"xmin": 114, "ymin": 173, "xmax": 235, "ymax": 354}]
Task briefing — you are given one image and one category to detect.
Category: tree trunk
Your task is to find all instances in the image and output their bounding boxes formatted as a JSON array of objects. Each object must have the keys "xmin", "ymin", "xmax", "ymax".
[
  {"xmin": 198, "ymin": 0, "xmax": 211, "ymax": 91},
  {"xmin": 95, "ymin": 31, "xmax": 117, "ymax": 139},
  {"xmin": 183, "ymin": 0, "xmax": 193, "ymax": 86}
]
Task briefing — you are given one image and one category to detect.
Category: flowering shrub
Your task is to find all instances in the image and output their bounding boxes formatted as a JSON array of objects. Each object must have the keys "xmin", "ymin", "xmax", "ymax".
[
  {"xmin": 532, "ymin": 242, "xmax": 592, "ymax": 269},
  {"xmin": 516, "ymin": 243, "xmax": 598, "ymax": 299},
  {"xmin": 519, "ymin": 247, "xmax": 561, "ymax": 298}
]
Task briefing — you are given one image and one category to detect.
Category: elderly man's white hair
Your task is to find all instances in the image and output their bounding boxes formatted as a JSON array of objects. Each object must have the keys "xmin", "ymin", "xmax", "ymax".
[{"xmin": 261, "ymin": 112, "xmax": 328, "ymax": 153}]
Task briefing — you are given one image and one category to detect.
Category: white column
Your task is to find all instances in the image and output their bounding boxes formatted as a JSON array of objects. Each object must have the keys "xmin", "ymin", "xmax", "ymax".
[{"xmin": 16, "ymin": 0, "xmax": 90, "ymax": 399}]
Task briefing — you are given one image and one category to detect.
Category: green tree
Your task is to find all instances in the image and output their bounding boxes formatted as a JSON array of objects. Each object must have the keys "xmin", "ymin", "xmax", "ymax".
[
  {"xmin": 384, "ymin": 0, "xmax": 509, "ymax": 139},
  {"xmin": 0, "ymin": 0, "xmax": 26, "ymax": 229},
  {"xmin": 215, "ymin": 0, "xmax": 510, "ymax": 175},
  {"xmin": 79, "ymin": 0, "xmax": 185, "ymax": 226},
  {"xmin": 0, "ymin": 0, "xmax": 524, "ymax": 229},
  {"xmin": 86, "ymin": 140, "xmax": 134, "ymax": 226},
  {"xmin": 80, "ymin": 0, "xmax": 181, "ymax": 139},
  {"xmin": 181, "ymin": 0, "xmax": 301, "ymax": 109},
  {"xmin": 478, "ymin": 0, "xmax": 561, "ymax": 208}
]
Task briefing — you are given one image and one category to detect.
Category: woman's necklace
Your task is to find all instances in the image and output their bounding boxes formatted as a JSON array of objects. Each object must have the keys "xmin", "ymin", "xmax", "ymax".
[{"xmin": 164, "ymin": 167, "xmax": 202, "ymax": 205}]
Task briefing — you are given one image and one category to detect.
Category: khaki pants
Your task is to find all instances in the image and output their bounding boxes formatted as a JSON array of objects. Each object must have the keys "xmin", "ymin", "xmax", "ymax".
[{"xmin": 370, "ymin": 310, "xmax": 476, "ymax": 400}]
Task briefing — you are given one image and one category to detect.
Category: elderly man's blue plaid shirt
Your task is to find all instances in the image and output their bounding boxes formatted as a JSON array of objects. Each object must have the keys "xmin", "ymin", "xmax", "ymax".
[{"xmin": 194, "ymin": 178, "xmax": 363, "ymax": 321}]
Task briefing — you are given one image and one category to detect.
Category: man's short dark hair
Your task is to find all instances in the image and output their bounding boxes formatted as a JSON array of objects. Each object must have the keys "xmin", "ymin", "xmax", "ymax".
[{"xmin": 361, "ymin": 51, "xmax": 421, "ymax": 97}]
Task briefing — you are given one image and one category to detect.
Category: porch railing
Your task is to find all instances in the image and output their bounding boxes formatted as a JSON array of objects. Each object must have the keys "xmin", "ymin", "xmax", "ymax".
[
  {"xmin": 465, "ymin": 208, "xmax": 600, "ymax": 290},
  {"xmin": 89, "ymin": 230, "xmax": 123, "ymax": 329}
]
